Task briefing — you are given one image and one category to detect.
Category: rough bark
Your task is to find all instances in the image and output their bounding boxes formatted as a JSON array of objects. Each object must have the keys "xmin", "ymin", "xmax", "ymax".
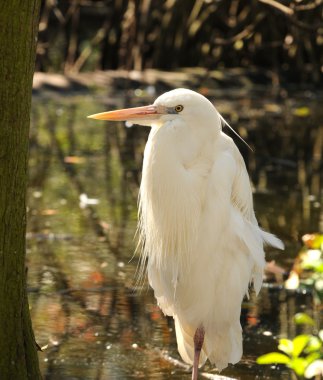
[{"xmin": 0, "ymin": 1, "xmax": 42, "ymax": 379}]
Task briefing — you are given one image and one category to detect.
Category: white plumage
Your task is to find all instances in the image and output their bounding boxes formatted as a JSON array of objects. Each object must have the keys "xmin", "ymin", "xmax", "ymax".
[{"xmin": 88, "ymin": 88, "xmax": 284, "ymax": 376}]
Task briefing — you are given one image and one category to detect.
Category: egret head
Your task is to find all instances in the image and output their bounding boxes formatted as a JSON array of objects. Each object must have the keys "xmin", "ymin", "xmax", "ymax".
[{"xmin": 88, "ymin": 88, "xmax": 221, "ymax": 131}]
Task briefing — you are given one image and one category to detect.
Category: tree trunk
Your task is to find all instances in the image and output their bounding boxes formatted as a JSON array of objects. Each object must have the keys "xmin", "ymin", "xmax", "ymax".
[{"xmin": 0, "ymin": 1, "xmax": 42, "ymax": 379}]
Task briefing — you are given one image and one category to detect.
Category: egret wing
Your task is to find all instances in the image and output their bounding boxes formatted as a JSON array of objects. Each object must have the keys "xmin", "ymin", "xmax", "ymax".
[{"xmin": 229, "ymin": 138, "xmax": 284, "ymax": 292}]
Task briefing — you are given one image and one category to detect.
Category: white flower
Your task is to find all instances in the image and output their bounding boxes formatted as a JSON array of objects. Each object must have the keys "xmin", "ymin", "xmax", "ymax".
[{"xmin": 305, "ymin": 360, "xmax": 323, "ymax": 378}]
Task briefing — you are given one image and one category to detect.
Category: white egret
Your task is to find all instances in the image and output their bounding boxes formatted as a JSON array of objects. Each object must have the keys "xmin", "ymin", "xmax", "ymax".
[{"xmin": 88, "ymin": 89, "xmax": 284, "ymax": 380}]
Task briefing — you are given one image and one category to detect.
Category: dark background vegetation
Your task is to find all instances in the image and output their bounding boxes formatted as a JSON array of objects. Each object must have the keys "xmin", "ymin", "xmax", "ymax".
[{"xmin": 36, "ymin": 0, "xmax": 322, "ymax": 85}]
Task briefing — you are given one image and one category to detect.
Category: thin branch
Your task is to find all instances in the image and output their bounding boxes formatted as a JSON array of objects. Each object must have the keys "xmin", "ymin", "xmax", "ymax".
[
  {"xmin": 294, "ymin": 0, "xmax": 322, "ymax": 11},
  {"xmin": 258, "ymin": 0, "xmax": 322, "ymax": 33},
  {"xmin": 71, "ymin": 23, "xmax": 108, "ymax": 72},
  {"xmin": 258, "ymin": 0, "xmax": 294, "ymax": 15},
  {"xmin": 214, "ymin": 14, "xmax": 266, "ymax": 45}
]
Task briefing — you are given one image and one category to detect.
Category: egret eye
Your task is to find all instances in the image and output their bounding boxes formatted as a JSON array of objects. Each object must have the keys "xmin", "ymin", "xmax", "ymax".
[{"xmin": 174, "ymin": 105, "xmax": 184, "ymax": 113}]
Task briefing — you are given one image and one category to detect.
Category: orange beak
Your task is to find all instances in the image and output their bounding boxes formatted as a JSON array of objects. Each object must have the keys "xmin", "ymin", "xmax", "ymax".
[{"xmin": 87, "ymin": 105, "xmax": 160, "ymax": 121}]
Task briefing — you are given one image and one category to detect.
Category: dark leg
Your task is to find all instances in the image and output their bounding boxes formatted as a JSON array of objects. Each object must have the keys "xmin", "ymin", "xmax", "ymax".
[{"xmin": 192, "ymin": 326, "xmax": 205, "ymax": 380}]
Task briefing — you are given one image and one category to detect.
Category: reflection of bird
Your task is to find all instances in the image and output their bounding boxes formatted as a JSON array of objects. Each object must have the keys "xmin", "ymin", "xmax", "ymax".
[{"xmin": 88, "ymin": 89, "xmax": 284, "ymax": 379}]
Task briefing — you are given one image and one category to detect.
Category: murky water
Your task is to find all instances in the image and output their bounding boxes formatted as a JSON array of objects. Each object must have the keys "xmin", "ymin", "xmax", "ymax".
[{"xmin": 28, "ymin": 85, "xmax": 322, "ymax": 379}]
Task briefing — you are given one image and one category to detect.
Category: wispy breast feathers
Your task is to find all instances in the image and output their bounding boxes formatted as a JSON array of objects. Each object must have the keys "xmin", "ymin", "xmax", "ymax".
[{"xmin": 137, "ymin": 160, "xmax": 203, "ymax": 286}]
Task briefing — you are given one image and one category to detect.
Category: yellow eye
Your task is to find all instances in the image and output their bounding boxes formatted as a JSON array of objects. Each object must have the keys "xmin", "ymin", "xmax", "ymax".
[{"xmin": 174, "ymin": 105, "xmax": 184, "ymax": 113}]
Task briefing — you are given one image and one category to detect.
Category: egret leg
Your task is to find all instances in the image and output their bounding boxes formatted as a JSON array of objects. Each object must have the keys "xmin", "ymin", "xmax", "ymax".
[{"xmin": 191, "ymin": 326, "xmax": 205, "ymax": 380}]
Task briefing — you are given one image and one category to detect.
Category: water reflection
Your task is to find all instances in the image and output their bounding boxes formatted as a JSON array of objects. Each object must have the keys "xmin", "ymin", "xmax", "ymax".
[{"xmin": 28, "ymin": 89, "xmax": 322, "ymax": 379}]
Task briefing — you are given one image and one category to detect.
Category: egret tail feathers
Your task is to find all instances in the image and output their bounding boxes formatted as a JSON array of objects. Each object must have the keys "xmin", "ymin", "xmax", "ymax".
[
  {"xmin": 205, "ymin": 323, "xmax": 242, "ymax": 371},
  {"xmin": 174, "ymin": 317, "xmax": 208, "ymax": 367},
  {"xmin": 174, "ymin": 317, "xmax": 242, "ymax": 372}
]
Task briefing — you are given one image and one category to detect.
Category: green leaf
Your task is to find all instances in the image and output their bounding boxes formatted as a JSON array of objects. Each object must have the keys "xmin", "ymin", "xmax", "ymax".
[
  {"xmin": 312, "ymin": 234, "xmax": 323, "ymax": 249},
  {"xmin": 294, "ymin": 313, "xmax": 315, "ymax": 326},
  {"xmin": 289, "ymin": 357, "xmax": 308, "ymax": 376},
  {"xmin": 292, "ymin": 335, "xmax": 310, "ymax": 357},
  {"xmin": 315, "ymin": 278, "xmax": 323, "ymax": 291},
  {"xmin": 305, "ymin": 336, "xmax": 322, "ymax": 354},
  {"xmin": 257, "ymin": 352, "xmax": 290, "ymax": 365},
  {"xmin": 278, "ymin": 339, "xmax": 294, "ymax": 355},
  {"xmin": 302, "ymin": 260, "xmax": 323, "ymax": 272},
  {"xmin": 314, "ymin": 263, "xmax": 323, "ymax": 273},
  {"xmin": 305, "ymin": 352, "xmax": 321, "ymax": 364},
  {"xmin": 293, "ymin": 107, "xmax": 310, "ymax": 117}
]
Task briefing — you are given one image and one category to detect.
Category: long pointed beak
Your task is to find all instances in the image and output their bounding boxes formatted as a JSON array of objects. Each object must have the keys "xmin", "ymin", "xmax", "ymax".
[{"xmin": 87, "ymin": 105, "xmax": 160, "ymax": 121}]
